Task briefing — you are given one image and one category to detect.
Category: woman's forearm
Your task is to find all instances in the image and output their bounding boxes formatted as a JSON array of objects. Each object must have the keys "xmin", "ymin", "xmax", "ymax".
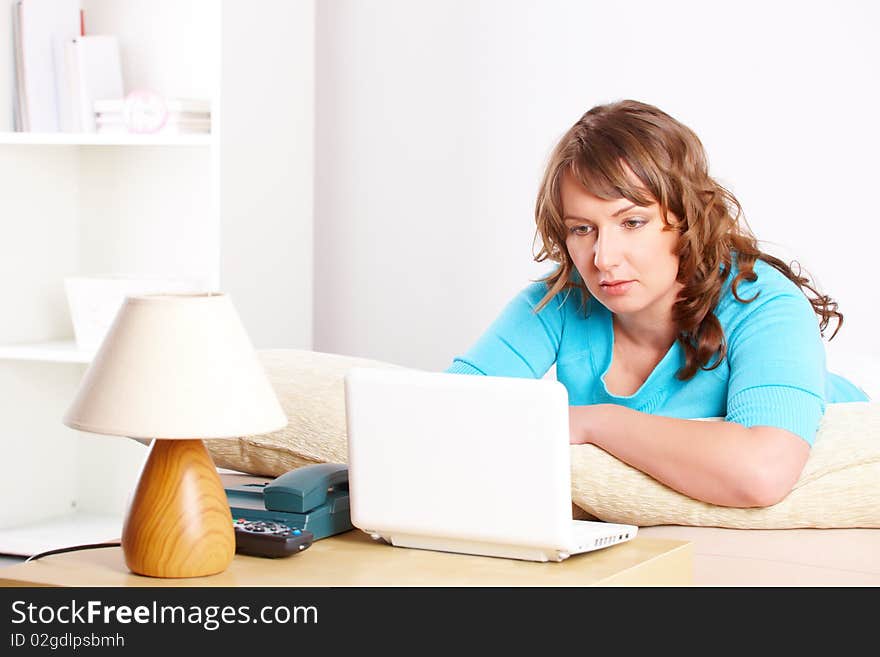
[{"xmin": 569, "ymin": 404, "xmax": 809, "ymax": 508}]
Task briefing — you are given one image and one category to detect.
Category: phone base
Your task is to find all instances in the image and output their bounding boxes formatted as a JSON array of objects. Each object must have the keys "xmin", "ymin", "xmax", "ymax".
[{"xmin": 225, "ymin": 483, "xmax": 352, "ymax": 541}]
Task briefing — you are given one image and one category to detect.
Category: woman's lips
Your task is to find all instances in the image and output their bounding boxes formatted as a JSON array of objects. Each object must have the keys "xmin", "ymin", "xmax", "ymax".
[{"xmin": 600, "ymin": 280, "xmax": 635, "ymax": 296}]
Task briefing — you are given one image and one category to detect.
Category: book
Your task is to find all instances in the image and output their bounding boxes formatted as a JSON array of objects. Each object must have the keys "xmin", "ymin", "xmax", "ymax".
[
  {"xmin": 96, "ymin": 120, "xmax": 211, "ymax": 136},
  {"xmin": 92, "ymin": 96, "xmax": 212, "ymax": 134},
  {"xmin": 93, "ymin": 97, "xmax": 211, "ymax": 115},
  {"xmin": 17, "ymin": 0, "xmax": 81, "ymax": 132},
  {"xmin": 60, "ymin": 39, "xmax": 79, "ymax": 131},
  {"xmin": 96, "ymin": 116, "xmax": 211, "ymax": 127},
  {"xmin": 12, "ymin": 2, "xmax": 27, "ymax": 131},
  {"xmin": 95, "ymin": 113, "xmax": 211, "ymax": 126},
  {"xmin": 63, "ymin": 35, "xmax": 124, "ymax": 132}
]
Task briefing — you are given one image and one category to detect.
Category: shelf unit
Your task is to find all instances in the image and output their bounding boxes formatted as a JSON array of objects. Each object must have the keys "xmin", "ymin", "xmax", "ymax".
[
  {"xmin": 0, "ymin": 340, "xmax": 93, "ymax": 364},
  {"xmin": 0, "ymin": 132, "xmax": 214, "ymax": 146},
  {"xmin": 0, "ymin": 0, "xmax": 315, "ymax": 554}
]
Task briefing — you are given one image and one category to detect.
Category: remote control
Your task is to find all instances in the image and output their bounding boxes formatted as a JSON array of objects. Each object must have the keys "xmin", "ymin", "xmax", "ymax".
[{"xmin": 233, "ymin": 519, "xmax": 314, "ymax": 558}]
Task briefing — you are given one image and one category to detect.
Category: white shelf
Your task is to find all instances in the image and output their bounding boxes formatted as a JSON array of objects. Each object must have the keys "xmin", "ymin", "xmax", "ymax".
[
  {"xmin": 0, "ymin": 132, "xmax": 213, "ymax": 146},
  {"xmin": 0, "ymin": 340, "xmax": 94, "ymax": 364}
]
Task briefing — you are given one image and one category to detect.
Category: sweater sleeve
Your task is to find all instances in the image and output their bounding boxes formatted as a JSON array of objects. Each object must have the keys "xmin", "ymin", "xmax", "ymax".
[
  {"xmin": 444, "ymin": 281, "xmax": 565, "ymax": 379},
  {"xmin": 724, "ymin": 290, "xmax": 826, "ymax": 445}
]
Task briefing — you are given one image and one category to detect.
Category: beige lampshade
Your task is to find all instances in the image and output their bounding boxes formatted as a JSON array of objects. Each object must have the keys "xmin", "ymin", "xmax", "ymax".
[{"xmin": 63, "ymin": 293, "xmax": 287, "ymax": 439}]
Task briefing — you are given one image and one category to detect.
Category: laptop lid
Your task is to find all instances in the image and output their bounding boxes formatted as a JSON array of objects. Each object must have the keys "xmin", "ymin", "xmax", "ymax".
[{"xmin": 344, "ymin": 367, "xmax": 574, "ymax": 550}]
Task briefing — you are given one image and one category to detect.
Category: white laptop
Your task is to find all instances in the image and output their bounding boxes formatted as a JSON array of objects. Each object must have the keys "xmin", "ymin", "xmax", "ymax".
[{"xmin": 343, "ymin": 367, "xmax": 638, "ymax": 562}]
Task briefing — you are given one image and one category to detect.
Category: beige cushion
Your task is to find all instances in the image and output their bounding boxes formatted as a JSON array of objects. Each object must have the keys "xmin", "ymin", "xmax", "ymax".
[
  {"xmin": 204, "ymin": 349, "xmax": 404, "ymax": 476},
  {"xmin": 572, "ymin": 401, "xmax": 880, "ymax": 528},
  {"xmin": 207, "ymin": 349, "xmax": 880, "ymax": 529}
]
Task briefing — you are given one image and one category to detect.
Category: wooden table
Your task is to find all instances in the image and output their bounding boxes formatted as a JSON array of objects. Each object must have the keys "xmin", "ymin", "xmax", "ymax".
[{"xmin": 0, "ymin": 530, "xmax": 692, "ymax": 587}]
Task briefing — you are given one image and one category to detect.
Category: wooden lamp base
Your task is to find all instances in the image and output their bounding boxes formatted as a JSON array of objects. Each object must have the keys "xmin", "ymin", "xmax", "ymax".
[{"xmin": 121, "ymin": 438, "xmax": 235, "ymax": 578}]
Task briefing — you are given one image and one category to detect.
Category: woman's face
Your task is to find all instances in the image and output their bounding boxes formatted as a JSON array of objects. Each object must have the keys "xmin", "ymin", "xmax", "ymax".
[{"xmin": 561, "ymin": 171, "xmax": 682, "ymax": 322}]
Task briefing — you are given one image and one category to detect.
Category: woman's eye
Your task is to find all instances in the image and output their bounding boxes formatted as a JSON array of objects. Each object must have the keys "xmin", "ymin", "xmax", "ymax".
[
  {"xmin": 569, "ymin": 225, "xmax": 593, "ymax": 236},
  {"xmin": 623, "ymin": 218, "xmax": 646, "ymax": 229}
]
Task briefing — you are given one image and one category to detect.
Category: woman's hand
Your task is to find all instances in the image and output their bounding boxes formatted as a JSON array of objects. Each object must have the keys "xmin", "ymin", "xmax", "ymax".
[{"xmin": 569, "ymin": 404, "xmax": 620, "ymax": 445}]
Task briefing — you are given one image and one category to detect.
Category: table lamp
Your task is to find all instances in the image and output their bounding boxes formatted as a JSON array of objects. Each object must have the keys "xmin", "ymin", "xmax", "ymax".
[{"xmin": 62, "ymin": 293, "xmax": 287, "ymax": 578}]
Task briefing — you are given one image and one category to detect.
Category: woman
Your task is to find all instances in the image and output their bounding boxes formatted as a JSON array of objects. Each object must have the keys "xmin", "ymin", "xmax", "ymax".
[{"xmin": 446, "ymin": 99, "xmax": 869, "ymax": 508}]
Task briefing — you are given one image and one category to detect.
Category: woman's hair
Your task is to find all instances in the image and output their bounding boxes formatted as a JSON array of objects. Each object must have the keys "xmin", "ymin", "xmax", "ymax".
[{"xmin": 532, "ymin": 99, "xmax": 843, "ymax": 381}]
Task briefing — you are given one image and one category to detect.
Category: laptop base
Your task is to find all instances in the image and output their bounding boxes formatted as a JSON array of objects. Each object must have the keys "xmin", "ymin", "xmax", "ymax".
[{"xmin": 369, "ymin": 531, "xmax": 571, "ymax": 562}]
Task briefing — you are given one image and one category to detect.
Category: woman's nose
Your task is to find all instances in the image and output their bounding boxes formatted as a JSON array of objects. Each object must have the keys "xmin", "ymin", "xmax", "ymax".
[{"xmin": 593, "ymin": 231, "xmax": 623, "ymax": 271}]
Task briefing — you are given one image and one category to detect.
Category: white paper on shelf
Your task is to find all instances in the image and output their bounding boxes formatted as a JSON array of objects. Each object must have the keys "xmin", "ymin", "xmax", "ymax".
[
  {"xmin": 0, "ymin": 512, "xmax": 122, "ymax": 557},
  {"xmin": 18, "ymin": 0, "xmax": 81, "ymax": 132}
]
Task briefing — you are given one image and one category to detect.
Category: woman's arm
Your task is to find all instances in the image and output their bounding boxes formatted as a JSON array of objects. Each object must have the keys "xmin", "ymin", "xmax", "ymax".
[
  {"xmin": 446, "ymin": 280, "xmax": 565, "ymax": 378},
  {"xmin": 569, "ymin": 404, "xmax": 810, "ymax": 508}
]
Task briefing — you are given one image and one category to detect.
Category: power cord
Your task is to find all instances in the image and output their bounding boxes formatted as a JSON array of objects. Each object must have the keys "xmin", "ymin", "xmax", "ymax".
[{"xmin": 24, "ymin": 542, "xmax": 122, "ymax": 563}]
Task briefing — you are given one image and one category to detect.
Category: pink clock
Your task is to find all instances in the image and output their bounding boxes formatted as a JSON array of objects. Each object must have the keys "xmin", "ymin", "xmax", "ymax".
[{"xmin": 122, "ymin": 90, "xmax": 169, "ymax": 134}]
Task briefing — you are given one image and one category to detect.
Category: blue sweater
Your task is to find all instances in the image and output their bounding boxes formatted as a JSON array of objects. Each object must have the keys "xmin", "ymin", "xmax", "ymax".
[{"xmin": 446, "ymin": 258, "xmax": 869, "ymax": 445}]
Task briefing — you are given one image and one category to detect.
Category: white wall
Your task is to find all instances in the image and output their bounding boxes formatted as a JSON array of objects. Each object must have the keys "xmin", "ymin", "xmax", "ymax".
[
  {"xmin": 314, "ymin": 0, "xmax": 879, "ymax": 397},
  {"xmin": 221, "ymin": 0, "xmax": 315, "ymax": 349}
]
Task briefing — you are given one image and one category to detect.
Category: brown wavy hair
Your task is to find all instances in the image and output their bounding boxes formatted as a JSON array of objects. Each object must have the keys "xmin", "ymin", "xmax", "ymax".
[{"xmin": 532, "ymin": 99, "xmax": 842, "ymax": 380}]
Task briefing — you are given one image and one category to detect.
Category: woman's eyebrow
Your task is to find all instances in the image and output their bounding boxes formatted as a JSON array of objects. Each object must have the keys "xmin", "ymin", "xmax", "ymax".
[{"xmin": 563, "ymin": 204, "xmax": 640, "ymax": 222}]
